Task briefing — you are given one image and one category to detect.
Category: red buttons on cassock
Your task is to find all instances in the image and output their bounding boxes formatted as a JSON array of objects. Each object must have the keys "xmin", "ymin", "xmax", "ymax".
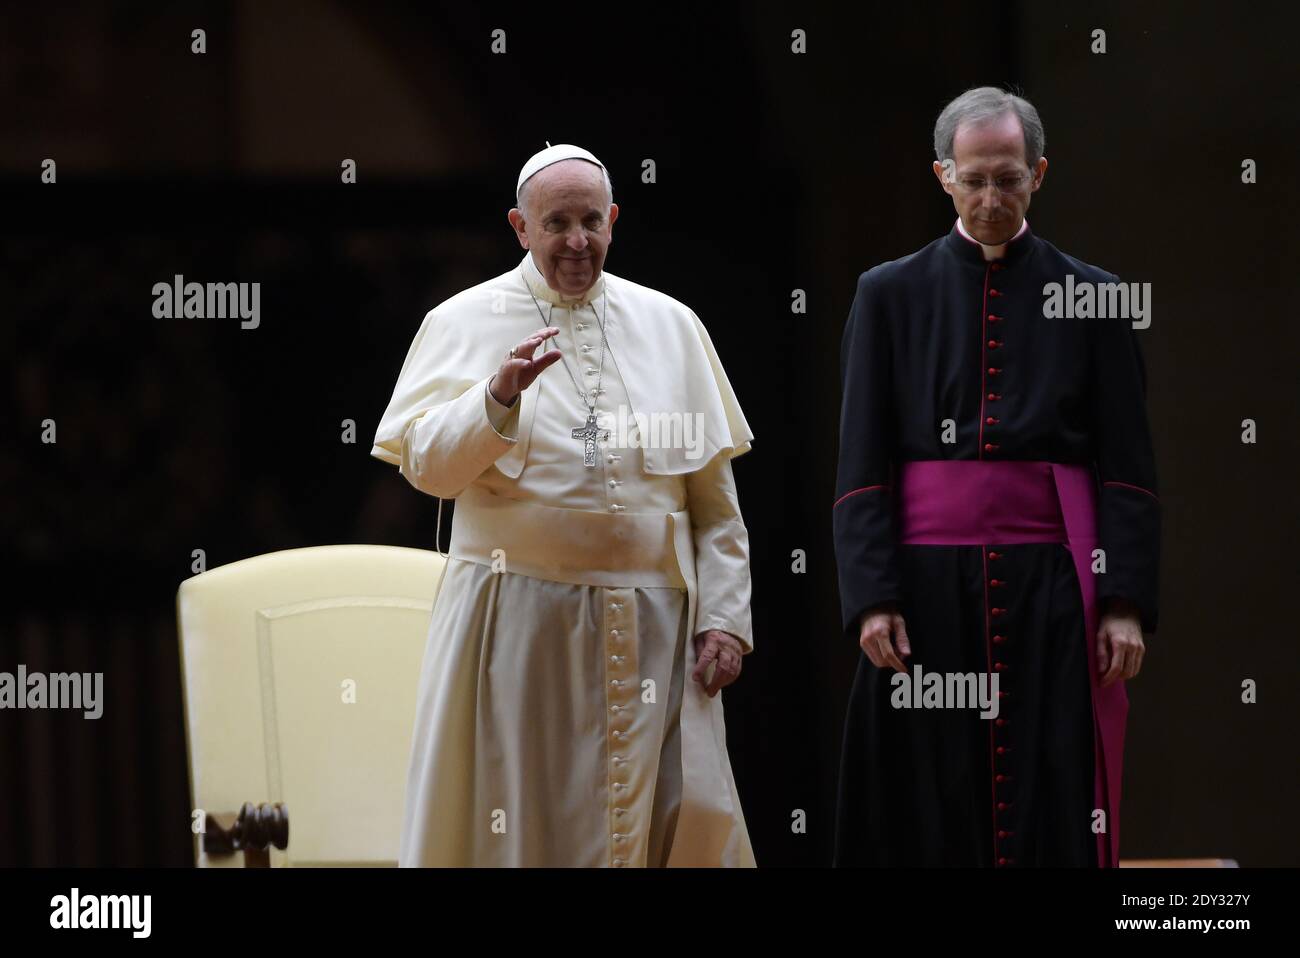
[
  {"xmin": 988, "ymin": 367, "xmax": 1001, "ymax": 375},
  {"xmin": 993, "ymin": 662, "xmax": 1007, "ymax": 671},
  {"xmin": 997, "ymin": 829, "xmax": 1015, "ymax": 839},
  {"xmin": 996, "ymin": 746, "xmax": 1011, "ymax": 755},
  {"xmin": 995, "ymin": 718, "xmax": 1009, "ymax": 727},
  {"xmin": 988, "ymin": 551, "xmax": 1001, "ymax": 560},
  {"xmin": 988, "ymin": 314, "xmax": 1001, "ymax": 323},
  {"xmin": 997, "ymin": 691, "xmax": 1009, "ymax": 699},
  {"xmin": 987, "ymin": 392, "xmax": 1000, "ymax": 401},
  {"xmin": 985, "ymin": 417, "xmax": 999, "ymax": 425},
  {"xmin": 989, "ymin": 340, "xmax": 1003, "ymax": 349},
  {"xmin": 991, "ymin": 607, "xmax": 1005, "ymax": 616},
  {"xmin": 989, "ymin": 289, "xmax": 1002, "ymax": 297},
  {"xmin": 984, "ymin": 442, "xmax": 999, "ymax": 452},
  {"xmin": 992, "ymin": 634, "xmax": 1006, "ymax": 643},
  {"xmin": 997, "ymin": 801, "xmax": 1010, "ymax": 811},
  {"xmin": 991, "ymin": 262, "xmax": 1005, "ymax": 271}
]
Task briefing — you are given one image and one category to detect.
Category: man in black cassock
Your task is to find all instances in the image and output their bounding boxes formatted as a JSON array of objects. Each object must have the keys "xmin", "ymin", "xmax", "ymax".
[{"xmin": 832, "ymin": 87, "xmax": 1160, "ymax": 868}]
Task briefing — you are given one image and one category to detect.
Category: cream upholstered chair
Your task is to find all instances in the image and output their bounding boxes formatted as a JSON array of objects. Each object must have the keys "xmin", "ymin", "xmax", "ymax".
[
  {"xmin": 1121, "ymin": 859, "xmax": 1239, "ymax": 867},
  {"xmin": 177, "ymin": 544, "xmax": 446, "ymax": 867}
]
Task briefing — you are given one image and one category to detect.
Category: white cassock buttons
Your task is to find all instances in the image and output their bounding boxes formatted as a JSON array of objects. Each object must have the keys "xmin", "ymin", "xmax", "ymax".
[{"xmin": 605, "ymin": 586, "xmax": 640, "ymax": 865}]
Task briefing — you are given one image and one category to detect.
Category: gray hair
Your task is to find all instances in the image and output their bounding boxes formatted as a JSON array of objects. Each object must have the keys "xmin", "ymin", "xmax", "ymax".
[
  {"xmin": 516, "ymin": 161, "xmax": 614, "ymax": 221},
  {"xmin": 933, "ymin": 86, "xmax": 1045, "ymax": 168}
]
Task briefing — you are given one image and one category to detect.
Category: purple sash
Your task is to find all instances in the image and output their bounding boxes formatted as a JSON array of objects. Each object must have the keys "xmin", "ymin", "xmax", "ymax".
[{"xmin": 897, "ymin": 460, "xmax": 1126, "ymax": 868}]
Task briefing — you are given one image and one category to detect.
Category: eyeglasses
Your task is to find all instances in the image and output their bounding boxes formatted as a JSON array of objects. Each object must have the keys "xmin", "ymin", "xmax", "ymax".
[{"xmin": 950, "ymin": 172, "xmax": 1033, "ymax": 195}]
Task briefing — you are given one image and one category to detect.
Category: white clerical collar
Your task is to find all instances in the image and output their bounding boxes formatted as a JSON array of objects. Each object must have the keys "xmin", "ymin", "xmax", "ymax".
[
  {"xmin": 956, "ymin": 215, "xmax": 1028, "ymax": 259},
  {"xmin": 522, "ymin": 251, "xmax": 606, "ymax": 308}
]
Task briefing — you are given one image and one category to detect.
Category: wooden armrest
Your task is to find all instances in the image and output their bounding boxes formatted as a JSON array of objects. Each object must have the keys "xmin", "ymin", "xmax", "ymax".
[{"xmin": 203, "ymin": 802, "xmax": 290, "ymax": 867}]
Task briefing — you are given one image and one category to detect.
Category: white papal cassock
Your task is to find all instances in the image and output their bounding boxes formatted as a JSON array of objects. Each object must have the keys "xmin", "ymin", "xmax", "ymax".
[{"xmin": 371, "ymin": 251, "xmax": 756, "ymax": 867}]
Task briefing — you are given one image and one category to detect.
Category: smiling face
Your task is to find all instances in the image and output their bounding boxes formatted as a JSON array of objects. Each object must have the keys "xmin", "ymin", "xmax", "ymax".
[
  {"xmin": 932, "ymin": 110, "xmax": 1048, "ymax": 246},
  {"xmin": 508, "ymin": 159, "xmax": 618, "ymax": 297}
]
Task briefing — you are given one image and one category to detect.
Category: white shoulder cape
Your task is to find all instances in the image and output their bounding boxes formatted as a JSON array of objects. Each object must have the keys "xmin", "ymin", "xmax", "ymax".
[{"xmin": 371, "ymin": 256, "xmax": 753, "ymax": 477}]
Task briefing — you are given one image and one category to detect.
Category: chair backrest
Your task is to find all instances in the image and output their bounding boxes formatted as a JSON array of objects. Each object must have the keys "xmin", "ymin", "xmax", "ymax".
[{"xmin": 177, "ymin": 544, "xmax": 446, "ymax": 866}]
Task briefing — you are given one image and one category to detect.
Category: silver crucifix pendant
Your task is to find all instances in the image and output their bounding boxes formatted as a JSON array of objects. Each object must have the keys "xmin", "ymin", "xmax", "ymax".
[{"xmin": 571, "ymin": 411, "xmax": 611, "ymax": 467}]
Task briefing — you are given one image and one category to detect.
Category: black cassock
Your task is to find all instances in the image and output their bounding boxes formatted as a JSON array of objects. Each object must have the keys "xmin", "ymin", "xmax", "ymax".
[{"xmin": 831, "ymin": 221, "xmax": 1160, "ymax": 867}]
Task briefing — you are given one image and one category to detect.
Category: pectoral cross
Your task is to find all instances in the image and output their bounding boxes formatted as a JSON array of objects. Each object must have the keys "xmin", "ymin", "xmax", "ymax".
[{"xmin": 572, "ymin": 411, "xmax": 610, "ymax": 468}]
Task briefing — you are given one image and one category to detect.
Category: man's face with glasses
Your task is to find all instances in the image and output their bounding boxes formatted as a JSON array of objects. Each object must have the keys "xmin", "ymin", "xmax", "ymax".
[{"xmin": 931, "ymin": 110, "xmax": 1048, "ymax": 247}]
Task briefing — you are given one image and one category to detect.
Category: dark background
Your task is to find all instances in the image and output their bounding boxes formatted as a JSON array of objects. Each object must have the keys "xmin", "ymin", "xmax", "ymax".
[{"xmin": 2, "ymin": 1, "xmax": 1297, "ymax": 867}]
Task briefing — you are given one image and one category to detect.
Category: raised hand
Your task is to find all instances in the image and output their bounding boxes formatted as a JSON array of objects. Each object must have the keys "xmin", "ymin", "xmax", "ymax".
[{"xmin": 489, "ymin": 326, "xmax": 562, "ymax": 406}]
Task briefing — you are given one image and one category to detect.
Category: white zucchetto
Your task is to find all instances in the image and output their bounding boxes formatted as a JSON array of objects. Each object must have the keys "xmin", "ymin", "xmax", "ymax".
[{"xmin": 515, "ymin": 143, "xmax": 605, "ymax": 202}]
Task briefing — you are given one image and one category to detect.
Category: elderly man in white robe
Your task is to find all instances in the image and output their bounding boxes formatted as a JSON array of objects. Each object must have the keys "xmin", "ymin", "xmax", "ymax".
[{"xmin": 371, "ymin": 144, "xmax": 757, "ymax": 867}]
